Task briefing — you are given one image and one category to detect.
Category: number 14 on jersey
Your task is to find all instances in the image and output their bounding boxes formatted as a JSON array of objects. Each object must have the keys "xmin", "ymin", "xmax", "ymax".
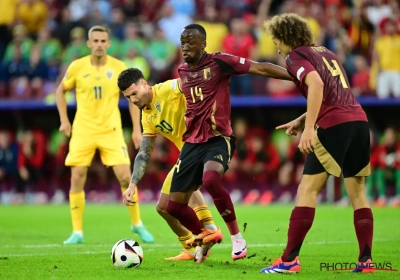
[{"xmin": 190, "ymin": 86, "xmax": 203, "ymax": 103}]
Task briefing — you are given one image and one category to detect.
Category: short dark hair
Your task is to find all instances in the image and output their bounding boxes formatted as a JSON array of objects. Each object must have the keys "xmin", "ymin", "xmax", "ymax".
[
  {"xmin": 264, "ymin": 13, "xmax": 314, "ymax": 49},
  {"xmin": 183, "ymin": 24, "xmax": 206, "ymax": 40},
  {"xmin": 117, "ymin": 68, "xmax": 144, "ymax": 91}
]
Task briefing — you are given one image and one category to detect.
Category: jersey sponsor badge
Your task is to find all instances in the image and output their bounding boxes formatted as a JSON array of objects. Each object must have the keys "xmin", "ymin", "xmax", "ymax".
[
  {"xmin": 171, "ymin": 79, "xmax": 177, "ymax": 90},
  {"xmin": 155, "ymin": 101, "xmax": 162, "ymax": 113},
  {"xmin": 239, "ymin": 57, "xmax": 245, "ymax": 64},
  {"xmin": 105, "ymin": 70, "xmax": 114, "ymax": 80},
  {"xmin": 203, "ymin": 67, "xmax": 211, "ymax": 80}
]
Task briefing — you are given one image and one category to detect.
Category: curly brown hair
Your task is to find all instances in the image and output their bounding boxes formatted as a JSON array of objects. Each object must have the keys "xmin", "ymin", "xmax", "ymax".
[{"xmin": 263, "ymin": 13, "xmax": 314, "ymax": 49}]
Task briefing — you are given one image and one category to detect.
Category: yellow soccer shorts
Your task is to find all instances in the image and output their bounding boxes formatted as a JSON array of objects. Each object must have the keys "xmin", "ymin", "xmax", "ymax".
[
  {"xmin": 65, "ymin": 129, "xmax": 131, "ymax": 167},
  {"xmin": 160, "ymin": 167, "xmax": 174, "ymax": 195}
]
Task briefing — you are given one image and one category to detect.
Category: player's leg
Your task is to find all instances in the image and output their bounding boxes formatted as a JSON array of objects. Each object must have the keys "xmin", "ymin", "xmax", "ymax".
[
  {"xmin": 63, "ymin": 134, "xmax": 96, "ymax": 245},
  {"xmin": 261, "ymin": 125, "xmax": 350, "ymax": 274},
  {"xmin": 158, "ymin": 168, "xmax": 196, "ymax": 260},
  {"xmin": 99, "ymin": 131, "xmax": 153, "ymax": 243},
  {"xmin": 112, "ymin": 164, "xmax": 154, "ymax": 243},
  {"xmin": 376, "ymin": 72, "xmax": 391, "ymax": 99},
  {"xmin": 342, "ymin": 121, "xmax": 374, "ymax": 273},
  {"xmin": 189, "ymin": 189, "xmax": 218, "ymax": 231},
  {"xmin": 166, "ymin": 142, "xmax": 222, "ymax": 255},
  {"xmin": 200, "ymin": 136, "xmax": 246, "ymax": 261}
]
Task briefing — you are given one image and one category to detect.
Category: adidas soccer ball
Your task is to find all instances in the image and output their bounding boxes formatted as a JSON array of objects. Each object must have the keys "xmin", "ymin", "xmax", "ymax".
[{"xmin": 111, "ymin": 239, "xmax": 143, "ymax": 268}]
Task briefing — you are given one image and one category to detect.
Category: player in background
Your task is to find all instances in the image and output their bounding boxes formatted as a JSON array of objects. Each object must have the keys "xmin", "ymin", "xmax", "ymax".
[
  {"xmin": 165, "ymin": 23, "xmax": 294, "ymax": 263},
  {"xmin": 261, "ymin": 13, "xmax": 373, "ymax": 274},
  {"xmin": 118, "ymin": 68, "xmax": 220, "ymax": 261},
  {"xmin": 56, "ymin": 26, "xmax": 153, "ymax": 245}
]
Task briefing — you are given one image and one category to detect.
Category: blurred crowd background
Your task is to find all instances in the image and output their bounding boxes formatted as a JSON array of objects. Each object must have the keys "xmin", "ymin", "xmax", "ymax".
[{"xmin": 0, "ymin": 0, "xmax": 399, "ymax": 207}]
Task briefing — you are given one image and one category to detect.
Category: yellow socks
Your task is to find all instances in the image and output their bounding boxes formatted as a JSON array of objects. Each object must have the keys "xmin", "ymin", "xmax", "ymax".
[
  {"xmin": 69, "ymin": 191, "xmax": 85, "ymax": 234},
  {"xmin": 121, "ymin": 187, "xmax": 142, "ymax": 226},
  {"xmin": 178, "ymin": 233, "xmax": 196, "ymax": 253},
  {"xmin": 194, "ymin": 205, "xmax": 217, "ymax": 230}
]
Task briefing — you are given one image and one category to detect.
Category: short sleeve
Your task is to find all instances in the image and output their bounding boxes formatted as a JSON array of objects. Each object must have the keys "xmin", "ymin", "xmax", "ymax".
[
  {"xmin": 169, "ymin": 78, "xmax": 183, "ymax": 95},
  {"xmin": 141, "ymin": 113, "xmax": 157, "ymax": 138},
  {"xmin": 62, "ymin": 60, "xmax": 79, "ymax": 91},
  {"xmin": 212, "ymin": 53, "xmax": 251, "ymax": 75},
  {"xmin": 286, "ymin": 55, "xmax": 316, "ymax": 83}
]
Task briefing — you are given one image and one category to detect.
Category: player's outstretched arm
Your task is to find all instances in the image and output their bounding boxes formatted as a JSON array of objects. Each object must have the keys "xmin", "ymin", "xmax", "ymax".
[
  {"xmin": 129, "ymin": 102, "xmax": 142, "ymax": 149},
  {"xmin": 131, "ymin": 137, "xmax": 156, "ymax": 185},
  {"xmin": 55, "ymin": 82, "xmax": 71, "ymax": 137},
  {"xmin": 124, "ymin": 137, "xmax": 156, "ymax": 205},
  {"xmin": 297, "ymin": 71, "xmax": 324, "ymax": 154},
  {"xmin": 248, "ymin": 61, "xmax": 293, "ymax": 81}
]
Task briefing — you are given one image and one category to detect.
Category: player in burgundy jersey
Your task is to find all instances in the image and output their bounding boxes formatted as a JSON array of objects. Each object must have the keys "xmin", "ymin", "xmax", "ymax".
[
  {"xmin": 165, "ymin": 23, "xmax": 293, "ymax": 263},
  {"xmin": 261, "ymin": 13, "xmax": 374, "ymax": 274}
]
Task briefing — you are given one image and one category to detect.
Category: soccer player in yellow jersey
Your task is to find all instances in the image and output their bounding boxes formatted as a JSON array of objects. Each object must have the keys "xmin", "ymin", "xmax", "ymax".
[
  {"xmin": 55, "ymin": 26, "xmax": 153, "ymax": 245},
  {"xmin": 117, "ymin": 68, "xmax": 218, "ymax": 261}
]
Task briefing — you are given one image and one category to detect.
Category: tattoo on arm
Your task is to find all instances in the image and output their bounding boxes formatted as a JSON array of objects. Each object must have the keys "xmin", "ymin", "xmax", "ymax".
[{"xmin": 131, "ymin": 137, "xmax": 156, "ymax": 185}]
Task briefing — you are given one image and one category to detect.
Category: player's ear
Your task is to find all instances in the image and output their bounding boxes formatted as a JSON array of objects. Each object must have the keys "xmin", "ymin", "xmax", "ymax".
[
  {"xmin": 86, "ymin": 40, "xmax": 91, "ymax": 49},
  {"xmin": 202, "ymin": 40, "xmax": 206, "ymax": 50}
]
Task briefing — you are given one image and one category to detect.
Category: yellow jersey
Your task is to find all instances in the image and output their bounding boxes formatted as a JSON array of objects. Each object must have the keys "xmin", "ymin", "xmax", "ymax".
[
  {"xmin": 141, "ymin": 79, "xmax": 186, "ymax": 151},
  {"xmin": 62, "ymin": 55, "xmax": 127, "ymax": 134},
  {"xmin": 374, "ymin": 35, "xmax": 400, "ymax": 71}
]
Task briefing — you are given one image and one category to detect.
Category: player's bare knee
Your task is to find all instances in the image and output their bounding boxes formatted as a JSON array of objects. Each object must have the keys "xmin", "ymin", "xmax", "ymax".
[
  {"xmin": 344, "ymin": 177, "xmax": 365, "ymax": 195},
  {"xmin": 156, "ymin": 202, "xmax": 168, "ymax": 217},
  {"xmin": 117, "ymin": 173, "xmax": 131, "ymax": 188},
  {"xmin": 70, "ymin": 167, "xmax": 87, "ymax": 192},
  {"xmin": 297, "ymin": 181, "xmax": 319, "ymax": 198}
]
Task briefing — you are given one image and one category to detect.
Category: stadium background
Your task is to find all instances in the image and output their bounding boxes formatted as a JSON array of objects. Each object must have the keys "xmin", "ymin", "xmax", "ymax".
[{"xmin": 0, "ymin": 0, "xmax": 399, "ymax": 207}]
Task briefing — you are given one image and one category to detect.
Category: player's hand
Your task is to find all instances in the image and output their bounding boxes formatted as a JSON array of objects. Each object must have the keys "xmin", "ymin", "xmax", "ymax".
[
  {"xmin": 132, "ymin": 130, "xmax": 142, "ymax": 150},
  {"xmin": 298, "ymin": 127, "xmax": 315, "ymax": 154},
  {"xmin": 123, "ymin": 184, "xmax": 137, "ymax": 206},
  {"xmin": 276, "ymin": 118, "xmax": 304, "ymax": 136},
  {"xmin": 19, "ymin": 167, "xmax": 29, "ymax": 180},
  {"xmin": 59, "ymin": 121, "xmax": 72, "ymax": 137}
]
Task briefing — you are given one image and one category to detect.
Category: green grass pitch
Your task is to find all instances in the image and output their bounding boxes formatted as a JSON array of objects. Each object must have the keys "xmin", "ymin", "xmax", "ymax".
[{"xmin": 0, "ymin": 204, "xmax": 399, "ymax": 279}]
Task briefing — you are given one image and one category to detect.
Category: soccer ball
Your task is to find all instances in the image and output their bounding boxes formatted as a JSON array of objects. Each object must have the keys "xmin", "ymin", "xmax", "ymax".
[{"xmin": 111, "ymin": 239, "xmax": 143, "ymax": 268}]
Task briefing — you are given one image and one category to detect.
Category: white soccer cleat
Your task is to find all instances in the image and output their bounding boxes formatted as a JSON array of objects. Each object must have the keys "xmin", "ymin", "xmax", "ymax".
[{"xmin": 231, "ymin": 237, "xmax": 247, "ymax": 260}]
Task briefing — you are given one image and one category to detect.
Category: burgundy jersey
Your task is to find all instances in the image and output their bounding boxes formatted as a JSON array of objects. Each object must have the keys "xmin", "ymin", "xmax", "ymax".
[
  {"xmin": 178, "ymin": 52, "xmax": 251, "ymax": 143},
  {"xmin": 286, "ymin": 46, "xmax": 368, "ymax": 128}
]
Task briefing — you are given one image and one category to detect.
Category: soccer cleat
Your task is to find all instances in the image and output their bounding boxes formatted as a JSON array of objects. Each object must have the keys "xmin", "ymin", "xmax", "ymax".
[
  {"xmin": 63, "ymin": 233, "xmax": 84, "ymax": 245},
  {"xmin": 186, "ymin": 227, "xmax": 223, "ymax": 248},
  {"xmin": 260, "ymin": 257, "xmax": 301, "ymax": 274},
  {"xmin": 194, "ymin": 243, "xmax": 213, "ymax": 263},
  {"xmin": 232, "ymin": 237, "xmax": 247, "ymax": 260},
  {"xmin": 352, "ymin": 259, "xmax": 374, "ymax": 273},
  {"xmin": 165, "ymin": 250, "xmax": 195, "ymax": 261},
  {"xmin": 131, "ymin": 225, "xmax": 154, "ymax": 243}
]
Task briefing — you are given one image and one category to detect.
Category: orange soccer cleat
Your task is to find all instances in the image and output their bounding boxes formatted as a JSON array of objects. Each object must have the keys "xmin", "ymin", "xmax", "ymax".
[{"xmin": 186, "ymin": 227, "xmax": 223, "ymax": 248}]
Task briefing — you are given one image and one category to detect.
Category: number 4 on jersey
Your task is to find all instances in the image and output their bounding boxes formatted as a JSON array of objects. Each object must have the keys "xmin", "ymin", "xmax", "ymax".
[{"xmin": 322, "ymin": 57, "xmax": 348, "ymax": 89}]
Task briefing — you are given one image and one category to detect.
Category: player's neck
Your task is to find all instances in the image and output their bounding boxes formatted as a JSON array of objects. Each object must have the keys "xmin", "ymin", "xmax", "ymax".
[
  {"xmin": 90, "ymin": 55, "xmax": 107, "ymax": 68},
  {"xmin": 188, "ymin": 51, "xmax": 206, "ymax": 69}
]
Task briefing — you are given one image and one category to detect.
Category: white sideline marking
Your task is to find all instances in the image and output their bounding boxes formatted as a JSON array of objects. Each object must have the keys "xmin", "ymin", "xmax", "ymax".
[{"xmin": 1, "ymin": 238, "xmax": 397, "ymax": 257}]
